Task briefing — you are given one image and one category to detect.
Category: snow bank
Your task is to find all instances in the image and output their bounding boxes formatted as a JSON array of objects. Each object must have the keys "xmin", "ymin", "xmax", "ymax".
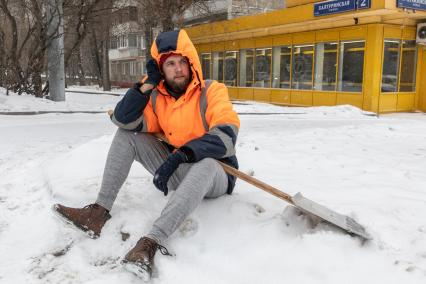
[{"xmin": 0, "ymin": 87, "xmax": 120, "ymax": 112}]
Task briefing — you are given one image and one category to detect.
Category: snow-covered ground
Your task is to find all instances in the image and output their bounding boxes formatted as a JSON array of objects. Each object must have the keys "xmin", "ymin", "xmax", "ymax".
[{"xmin": 1, "ymin": 87, "xmax": 426, "ymax": 283}]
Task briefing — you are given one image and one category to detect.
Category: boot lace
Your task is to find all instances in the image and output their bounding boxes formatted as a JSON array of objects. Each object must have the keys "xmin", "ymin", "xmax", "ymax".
[
  {"xmin": 83, "ymin": 204, "xmax": 98, "ymax": 210},
  {"xmin": 139, "ymin": 238, "xmax": 173, "ymax": 258},
  {"xmin": 157, "ymin": 244, "xmax": 173, "ymax": 256}
]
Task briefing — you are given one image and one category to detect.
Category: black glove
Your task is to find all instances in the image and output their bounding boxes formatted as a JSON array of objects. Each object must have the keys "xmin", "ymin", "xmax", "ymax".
[
  {"xmin": 145, "ymin": 59, "xmax": 162, "ymax": 87},
  {"xmin": 132, "ymin": 82, "xmax": 148, "ymax": 96},
  {"xmin": 153, "ymin": 150, "xmax": 189, "ymax": 196}
]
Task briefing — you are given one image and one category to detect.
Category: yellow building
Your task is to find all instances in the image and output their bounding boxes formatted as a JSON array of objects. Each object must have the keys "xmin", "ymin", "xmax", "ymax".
[{"xmin": 185, "ymin": 0, "xmax": 426, "ymax": 113}]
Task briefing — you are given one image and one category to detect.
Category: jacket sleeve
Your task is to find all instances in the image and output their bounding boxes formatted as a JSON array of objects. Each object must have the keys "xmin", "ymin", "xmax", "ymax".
[
  {"xmin": 110, "ymin": 84, "xmax": 161, "ymax": 133},
  {"xmin": 181, "ymin": 82, "xmax": 240, "ymax": 162}
]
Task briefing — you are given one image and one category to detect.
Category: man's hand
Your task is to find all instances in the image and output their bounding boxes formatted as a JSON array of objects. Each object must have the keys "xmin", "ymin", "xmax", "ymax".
[
  {"xmin": 153, "ymin": 150, "xmax": 188, "ymax": 196},
  {"xmin": 145, "ymin": 59, "xmax": 162, "ymax": 87}
]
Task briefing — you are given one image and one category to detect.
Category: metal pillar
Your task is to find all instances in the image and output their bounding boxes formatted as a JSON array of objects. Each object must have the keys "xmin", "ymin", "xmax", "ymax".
[{"xmin": 47, "ymin": 0, "xmax": 65, "ymax": 101}]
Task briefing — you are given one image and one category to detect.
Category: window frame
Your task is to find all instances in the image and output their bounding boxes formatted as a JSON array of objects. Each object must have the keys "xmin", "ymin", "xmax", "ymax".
[
  {"xmin": 337, "ymin": 40, "xmax": 366, "ymax": 93},
  {"xmin": 291, "ymin": 44, "xmax": 315, "ymax": 90},
  {"xmin": 314, "ymin": 41, "xmax": 339, "ymax": 92},
  {"xmin": 212, "ymin": 51, "xmax": 224, "ymax": 83},
  {"xmin": 238, "ymin": 49, "xmax": 255, "ymax": 87},
  {"xmin": 272, "ymin": 45, "xmax": 292, "ymax": 89},
  {"xmin": 224, "ymin": 50, "xmax": 239, "ymax": 87},
  {"xmin": 200, "ymin": 53, "xmax": 212, "ymax": 80}
]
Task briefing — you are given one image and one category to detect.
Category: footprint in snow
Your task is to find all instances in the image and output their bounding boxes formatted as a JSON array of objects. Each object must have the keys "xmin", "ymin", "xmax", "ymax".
[
  {"xmin": 394, "ymin": 259, "xmax": 423, "ymax": 273},
  {"xmin": 228, "ymin": 201, "xmax": 266, "ymax": 217},
  {"xmin": 91, "ymin": 256, "xmax": 121, "ymax": 269}
]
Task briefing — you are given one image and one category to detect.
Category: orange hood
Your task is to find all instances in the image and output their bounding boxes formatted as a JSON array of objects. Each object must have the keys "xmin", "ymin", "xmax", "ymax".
[{"xmin": 151, "ymin": 29, "xmax": 205, "ymax": 88}]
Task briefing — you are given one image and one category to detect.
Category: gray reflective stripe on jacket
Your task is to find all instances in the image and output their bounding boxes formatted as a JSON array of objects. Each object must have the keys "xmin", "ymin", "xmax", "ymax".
[
  {"xmin": 111, "ymin": 112, "xmax": 148, "ymax": 131},
  {"xmin": 151, "ymin": 79, "xmax": 213, "ymax": 131},
  {"xmin": 199, "ymin": 79, "xmax": 213, "ymax": 131},
  {"xmin": 209, "ymin": 124, "xmax": 238, "ymax": 157}
]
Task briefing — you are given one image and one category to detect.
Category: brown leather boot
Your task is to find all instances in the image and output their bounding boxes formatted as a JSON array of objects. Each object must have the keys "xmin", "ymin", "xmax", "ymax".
[
  {"xmin": 53, "ymin": 203, "xmax": 111, "ymax": 238},
  {"xmin": 123, "ymin": 237, "xmax": 171, "ymax": 281}
]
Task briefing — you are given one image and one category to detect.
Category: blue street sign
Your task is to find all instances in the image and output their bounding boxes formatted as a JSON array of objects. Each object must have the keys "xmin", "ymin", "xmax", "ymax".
[
  {"xmin": 397, "ymin": 0, "xmax": 426, "ymax": 11},
  {"xmin": 314, "ymin": 0, "xmax": 357, "ymax": 16},
  {"xmin": 357, "ymin": 0, "xmax": 371, "ymax": 9}
]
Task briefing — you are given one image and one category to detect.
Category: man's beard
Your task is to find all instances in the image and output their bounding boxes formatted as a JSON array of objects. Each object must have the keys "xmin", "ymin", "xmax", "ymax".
[{"xmin": 165, "ymin": 75, "xmax": 191, "ymax": 94}]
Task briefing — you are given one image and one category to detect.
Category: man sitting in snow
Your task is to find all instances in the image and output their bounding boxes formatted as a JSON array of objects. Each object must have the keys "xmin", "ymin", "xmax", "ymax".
[{"xmin": 53, "ymin": 29, "xmax": 239, "ymax": 279}]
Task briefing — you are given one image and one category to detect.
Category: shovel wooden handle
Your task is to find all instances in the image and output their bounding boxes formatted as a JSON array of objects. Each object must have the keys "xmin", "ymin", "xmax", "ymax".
[{"xmin": 218, "ymin": 161, "xmax": 294, "ymax": 204}]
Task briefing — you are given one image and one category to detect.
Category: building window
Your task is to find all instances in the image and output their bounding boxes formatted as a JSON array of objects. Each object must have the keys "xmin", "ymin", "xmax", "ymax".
[
  {"xmin": 338, "ymin": 41, "xmax": 365, "ymax": 92},
  {"xmin": 201, "ymin": 53, "xmax": 211, "ymax": 80},
  {"xmin": 110, "ymin": 36, "xmax": 118, "ymax": 49},
  {"xmin": 112, "ymin": 14, "xmax": 119, "ymax": 26},
  {"xmin": 399, "ymin": 40, "xmax": 417, "ymax": 92},
  {"xmin": 272, "ymin": 46, "xmax": 292, "ymax": 89},
  {"xmin": 254, "ymin": 48, "xmax": 272, "ymax": 88},
  {"xmin": 314, "ymin": 42, "xmax": 338, "ymax": 91},
  {"xmin": 137, "ymin": 36, "xmax": 145, "ymax": 50},
  {"xmin": 129, "ymin": 6, "xmax": 138, "ymax": 22},
  {"xmin": 129, "ymin": 61, "xmax": 141, "ymax": 76},
  {"xmin": 136, "ymin": 62, "xmax": 141, "ymax": 76},
  {"xmin": 292, "ymin": 45, "xmax": 314, "ymax": 90},
  {"xmin": 119, "ymin": 35, "xmax": 128, "ymax": 48},
  {"xmin": 239, "ymin": 49, "xmax": 254, "ymax": 87},
  {"xmin": 111, "ymin": 62, "xmax": 118, "ymax": 77},
  {"xmin": 128, "ymin": 34, "xmax": 137, "ymax": 48},
  {"xmin": 224, "ymin": 51, "xmax": 238, "ymax": 86},
  {"xmin": 212, "ymin": 52, "xmax": 224, "ymax": 83},
  {"xmin": 118, "ymin": 12, "xmax": 123, "ymax": 24},
  {"xmin": 381, "ymin": 40, "xmax": 400, "ymax": 92}
]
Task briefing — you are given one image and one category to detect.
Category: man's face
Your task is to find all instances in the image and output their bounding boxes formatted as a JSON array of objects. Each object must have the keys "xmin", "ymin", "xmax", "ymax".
[{"xmin": 161, "ymin": 54, "xmax": 191, "ymax": 93}]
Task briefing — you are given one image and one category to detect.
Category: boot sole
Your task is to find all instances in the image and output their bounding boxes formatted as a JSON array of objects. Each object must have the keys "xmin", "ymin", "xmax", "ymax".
[
  {"xmin": 122, "ymin": 260, "xmax": 152, "ymax": 282},
  {"xmin": 52, "ymin": 204, "xmax": 98, "ymax": 239}
]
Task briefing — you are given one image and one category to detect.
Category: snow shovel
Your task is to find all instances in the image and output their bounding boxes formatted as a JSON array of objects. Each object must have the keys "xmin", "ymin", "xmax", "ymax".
[
  {"xmin": 111, "ymin": 124, "xmax": 371, "ymax": 240},
  {"xmin": 219, "ymin": 161, "xmax": 371, "ymax": 240}
]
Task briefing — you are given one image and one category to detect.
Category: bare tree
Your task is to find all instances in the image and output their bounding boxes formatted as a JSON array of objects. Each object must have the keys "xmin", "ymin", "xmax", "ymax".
[
  {"xmin": 0, "ymin": 21, "xmax": 7, "ymax": 93},
  {"xmin": 0, "ymin": 0, "xmax": 63, "ymax": 97},
  {"xmin": 63, "ymin": 0, "xmax": 113, "ymax": 90},
  {"xmin": 0, "ymin": 0, "xmax": 233, "ymax": 97},
  {"xmin": 0, "ymin": 0, "xmax": 116, "ymax": 97},
  {"xmin": 91, "ymin": 0, "xmax": 113, "ymax": 90}
]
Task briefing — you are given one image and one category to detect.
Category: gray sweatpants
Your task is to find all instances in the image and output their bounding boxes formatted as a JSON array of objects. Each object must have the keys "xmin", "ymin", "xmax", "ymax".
[{"xmin": 96, "ymin": 128, "xmax": 228, "ymax": 244}]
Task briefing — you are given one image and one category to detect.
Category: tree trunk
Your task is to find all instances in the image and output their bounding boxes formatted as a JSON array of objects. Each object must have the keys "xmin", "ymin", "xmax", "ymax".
[
  {"xmin": 90, "ymin": 26, "xmax": 103, "ymax": 87},
  {"xmin": 77, "ymin": 51, "xmax": 86, "ymax": 86},
  {"xmin": 144, "ymin": 26, "xmax": 153, "ymax": 61},
  {"xmin": 33, "ymin": 71, "xmax": 43, "ymax": 98},
  {"xmin": 101, "ymin": 18, "xmax": 111, "ymax": 91},
  {"xmin": 0, "ymin": 30, "xmax": 5, "ymax": 88},
  {"xmin": 102, "ymin": 39, "xmax": 111, "ymax": 90}
]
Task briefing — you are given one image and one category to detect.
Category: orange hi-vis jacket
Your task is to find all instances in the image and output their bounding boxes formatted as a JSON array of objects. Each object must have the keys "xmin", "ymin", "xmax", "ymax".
[{"xmin": 111, "ymin": 29, "xmax": 240, "ymax": 193}]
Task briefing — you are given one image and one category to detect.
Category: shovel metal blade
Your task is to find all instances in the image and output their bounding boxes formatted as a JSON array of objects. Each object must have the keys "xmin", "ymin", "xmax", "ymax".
[
  {"xmin": 217, "ymin": 161, "xmax": 371, "ymax": 240},
  {"xmin": 291, "ymin": 193, "xmax": 371, "ymax": 240}
]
